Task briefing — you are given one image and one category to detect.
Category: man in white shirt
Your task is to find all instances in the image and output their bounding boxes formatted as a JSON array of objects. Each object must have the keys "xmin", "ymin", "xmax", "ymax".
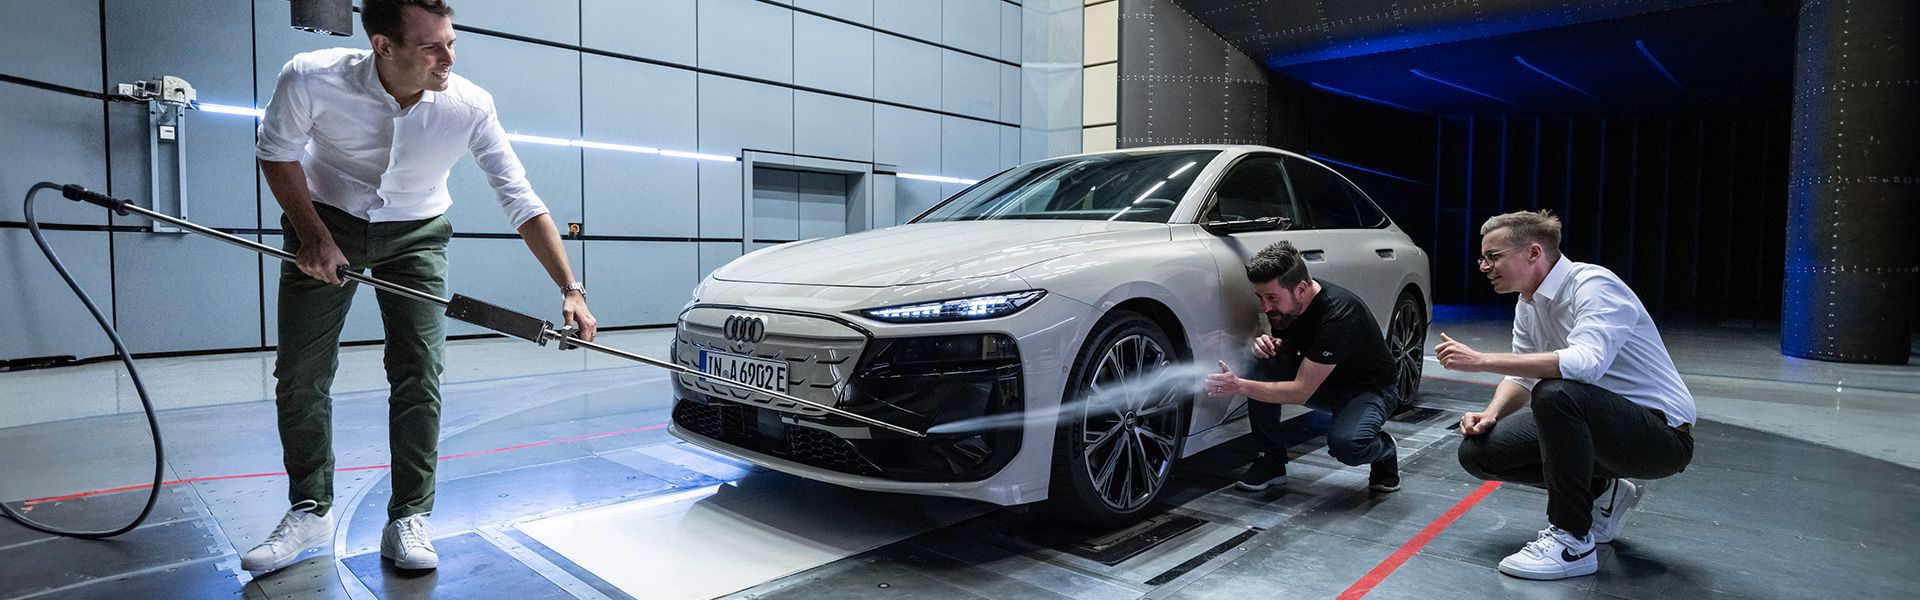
[
  {"xmin": 240, "ymin": 0, "xmax": 597, "ymax": 574},
  {"xmin": 1435, "ymin": 210, "xmax": 1695, "ymax": 581}
]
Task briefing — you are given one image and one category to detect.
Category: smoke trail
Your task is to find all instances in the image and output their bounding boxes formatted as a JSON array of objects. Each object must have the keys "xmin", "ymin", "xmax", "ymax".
[{"xmin": 926, "ymin": 361, "xmax": 1222, "ymax": 435}]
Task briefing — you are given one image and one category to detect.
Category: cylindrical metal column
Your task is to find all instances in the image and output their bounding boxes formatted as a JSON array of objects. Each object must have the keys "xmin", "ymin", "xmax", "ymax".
[{"xmin": 1782, "ymin": 0, "xmax": 1919, "ymax": 363}]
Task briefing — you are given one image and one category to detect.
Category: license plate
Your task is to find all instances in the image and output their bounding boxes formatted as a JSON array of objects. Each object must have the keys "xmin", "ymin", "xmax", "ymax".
[{"xmin": 698, "ymin": 349, "xmax": 789, "ymax": 394}]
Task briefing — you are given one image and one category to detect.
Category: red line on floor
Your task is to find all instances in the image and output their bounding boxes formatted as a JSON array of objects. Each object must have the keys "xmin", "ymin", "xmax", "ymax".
[
  {"xmin": 22, "ymin": 423, "xmax": 668, "ymax": 505},
  {"xmin": 1336, "ymin": 480, "xmax": 1504, "ymax": 600}
]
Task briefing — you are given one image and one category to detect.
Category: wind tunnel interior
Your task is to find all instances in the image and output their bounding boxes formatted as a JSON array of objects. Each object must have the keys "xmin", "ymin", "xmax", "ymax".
[{"xmin": 1130, "ymin": 0, "xmax": 1917, "ymax": 332}]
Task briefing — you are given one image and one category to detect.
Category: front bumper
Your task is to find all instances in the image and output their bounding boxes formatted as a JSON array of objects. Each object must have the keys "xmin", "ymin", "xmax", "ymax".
[{"xmin": 671, "ymin": 331, "xmax": 1024, "ymax": 482}]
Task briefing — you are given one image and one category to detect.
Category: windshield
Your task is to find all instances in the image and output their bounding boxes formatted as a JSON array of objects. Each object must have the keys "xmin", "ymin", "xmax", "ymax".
[{"xmin": 914, "ymin": 150, "xmax": 1220, "ymax": 224}]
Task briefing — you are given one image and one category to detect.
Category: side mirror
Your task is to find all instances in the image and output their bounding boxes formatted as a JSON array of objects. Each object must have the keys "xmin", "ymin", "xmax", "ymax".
[{"xmin": 1202, "ymin": 216, "xmax": 1291, "ymax": 235}]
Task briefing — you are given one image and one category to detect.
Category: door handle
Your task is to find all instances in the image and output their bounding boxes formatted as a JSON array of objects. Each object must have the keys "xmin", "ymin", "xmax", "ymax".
[
  {"xmin": 1302, "ymin": 250, "xmax": 1326, "ymax": 263},
  {"xmin": 1376, "ymin": 248, "xmax": 1395, "ymax": 259}
]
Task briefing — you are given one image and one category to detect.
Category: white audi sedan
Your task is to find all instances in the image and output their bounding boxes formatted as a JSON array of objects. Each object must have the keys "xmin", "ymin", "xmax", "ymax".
[{"xmin": 669, "ymin": 145, "xmax": 1430, "ymax": 526}]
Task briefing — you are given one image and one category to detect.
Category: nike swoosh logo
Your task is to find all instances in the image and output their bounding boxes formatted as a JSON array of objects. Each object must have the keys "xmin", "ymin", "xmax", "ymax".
[{"xmin": 1562, "ymin": 546, "xmax": 1595, "ymax": 562}]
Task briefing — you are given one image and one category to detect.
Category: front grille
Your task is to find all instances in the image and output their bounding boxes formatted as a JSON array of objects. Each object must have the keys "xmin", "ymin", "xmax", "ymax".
[
  {"xmin": 674, "ymin": 399, "xmax": 882, "ymax": 476},
  {"xmin": 673, "ymin": 309, "xmax": 868, "ymax": 417},
  {"xmin": 787, "ymin": 426, "xmax": 880, "ymax": 476}
]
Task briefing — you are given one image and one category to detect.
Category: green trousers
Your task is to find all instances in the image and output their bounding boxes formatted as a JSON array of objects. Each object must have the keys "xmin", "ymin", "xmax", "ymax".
[{"xmin": 275, "ymin": 203, "xmax": 451, "ymax": 521}]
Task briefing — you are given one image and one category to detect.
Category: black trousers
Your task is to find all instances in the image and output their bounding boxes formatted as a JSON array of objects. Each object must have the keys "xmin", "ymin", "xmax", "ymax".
[
  {"xmin": 1249, "ymin": 386, "xmax": 1398, "ymax": 466},
  {"xmin": 1246, "ymin": 354, "xmax": 1398, "ymax": 467},
  {"xmin": 1456, "ymin": 378, "xmax": 1693, "ymax": 537}
]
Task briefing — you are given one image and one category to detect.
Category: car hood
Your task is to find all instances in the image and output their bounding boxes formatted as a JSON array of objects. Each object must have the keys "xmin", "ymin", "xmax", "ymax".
[{"xmin": 711, "ymin": 220, "xmax": 1172, "ymax": 287}]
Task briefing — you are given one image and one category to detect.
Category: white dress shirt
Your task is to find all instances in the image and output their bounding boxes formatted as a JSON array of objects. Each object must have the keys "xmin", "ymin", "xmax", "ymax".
[
  {"xmin": 1508, "ymin": 256, "xmax": 1697, "ymax": 427},
  {"xmin": 257, "ymin": 48, "xmax": 548, "ymax": 228}
]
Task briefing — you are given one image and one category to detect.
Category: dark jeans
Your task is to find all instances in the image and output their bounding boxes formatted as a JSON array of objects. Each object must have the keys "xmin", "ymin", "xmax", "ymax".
[
  {"xmin": 1249, "ymin": 386, "xmax": 1399, "ymax": 467},
  {"xmin": 275, "ymin": 203, "xmax": 451, "ymax": 520},
  {"xmin": 1457, "ymin": 378, "xmax": 1694, "ymax": 537}
]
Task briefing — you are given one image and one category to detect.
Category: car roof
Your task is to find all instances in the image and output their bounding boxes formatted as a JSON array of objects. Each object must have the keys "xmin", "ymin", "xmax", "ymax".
[{"xmin": 1051, "ymin": 144, "xmax": 1312, "ymax": 163}]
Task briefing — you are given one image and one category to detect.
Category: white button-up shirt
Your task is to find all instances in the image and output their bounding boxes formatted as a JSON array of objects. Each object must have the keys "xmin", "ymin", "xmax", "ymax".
[
  {"xmin": 1508, "ymin": 256, "xmax": 1697, "ymax": 427},
  {"xmin": 256, "ymin": 48, "xmax": 548, "ymax": 228}
]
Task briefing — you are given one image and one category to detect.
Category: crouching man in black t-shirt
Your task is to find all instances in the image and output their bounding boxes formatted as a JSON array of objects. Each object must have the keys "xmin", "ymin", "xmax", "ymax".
[{"xmin": 1205, "ymin": 241, "xmax": 1403, "ymax": 494}]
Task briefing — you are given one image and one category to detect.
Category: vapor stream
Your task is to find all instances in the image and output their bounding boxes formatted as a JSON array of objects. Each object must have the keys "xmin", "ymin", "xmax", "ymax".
[{"xmin": 926, "ymin": 361, "xmax": 1222, "ymax": 435}]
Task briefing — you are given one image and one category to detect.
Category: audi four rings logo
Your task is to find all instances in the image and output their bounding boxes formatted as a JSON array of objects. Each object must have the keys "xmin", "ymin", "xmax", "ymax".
[{"xmin": 723, "ymin": 314, "xmax": 768, "ymax": 343}]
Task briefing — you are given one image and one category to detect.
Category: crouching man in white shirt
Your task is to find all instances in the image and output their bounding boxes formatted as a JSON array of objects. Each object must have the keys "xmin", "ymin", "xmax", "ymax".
[{"xmin": 1436, "ymin": 210, "xmax": 1695, "ymax": 580}]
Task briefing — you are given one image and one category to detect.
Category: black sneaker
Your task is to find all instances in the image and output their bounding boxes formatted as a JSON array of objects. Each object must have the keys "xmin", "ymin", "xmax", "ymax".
[
  {"xmin": 1235, "ymin": 456, "xmax": 1289, "ymax": 491},
  {"xmin": 1368, "ymin": 452, "xmax": 1402, "ymax": 493}
]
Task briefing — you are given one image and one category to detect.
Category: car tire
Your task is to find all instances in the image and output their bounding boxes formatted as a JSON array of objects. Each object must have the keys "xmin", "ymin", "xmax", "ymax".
[
  {"xmin": 1387, "ymin": 291, "xmax": 1428, "ymax": 409},
  {"xmin": 1047, "ymin": 309, "xmax": 1189, "ymax": 529}
]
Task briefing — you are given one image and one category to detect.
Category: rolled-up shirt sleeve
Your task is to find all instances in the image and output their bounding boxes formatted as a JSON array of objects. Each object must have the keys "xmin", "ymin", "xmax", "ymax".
[
  {"xmin": 1505, "ymin": 305, "xmax": 1541, "ymax": 390},
  {"xmin": 257, "ymin": 61, "xmax": 313, "ymax": 162},
  {"xmin": 1553, "ymin": 278, "xmax": 1639, "ymax": 384},
  {"xmin": 468, "ymin": 111, "xmax": 549, "ymax": 228}
]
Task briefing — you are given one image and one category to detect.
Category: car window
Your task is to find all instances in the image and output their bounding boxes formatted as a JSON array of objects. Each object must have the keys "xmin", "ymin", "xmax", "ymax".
[
  {"xmin": 1284, "ymin": 157, "xmax": 1369, "ymax": 230},
  {"xmin": 915, "ymin": 150, "xmax": 1219, "ymax": 223},
  {"xmin": 1205, "ymin": 156, "xmax": 1298, "ymax": 223},
  {"xmin": 1348, "ymin": 184, "xmax": 1390, "ymax": 228}
]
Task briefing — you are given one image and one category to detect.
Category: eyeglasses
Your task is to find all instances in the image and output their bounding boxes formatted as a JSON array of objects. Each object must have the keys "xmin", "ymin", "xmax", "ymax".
[{"xmin": 1477, "ymin": 247, "xmax": 1520, "ymax": 267}]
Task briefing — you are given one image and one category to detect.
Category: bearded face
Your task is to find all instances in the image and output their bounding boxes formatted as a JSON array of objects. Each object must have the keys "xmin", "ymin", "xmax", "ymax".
[{"xmin": 1255, "ymin": 280, "xmax": 1310, "ymax": 331}]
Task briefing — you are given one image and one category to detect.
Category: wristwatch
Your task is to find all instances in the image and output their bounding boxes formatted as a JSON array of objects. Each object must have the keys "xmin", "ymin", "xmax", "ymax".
[{"xmin": 560, "ymin": 281, "xmax": 586, "ymax": 296}]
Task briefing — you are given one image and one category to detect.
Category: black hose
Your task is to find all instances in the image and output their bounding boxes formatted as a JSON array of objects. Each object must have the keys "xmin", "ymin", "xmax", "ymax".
[{"xmin": 0, "ymin": 182, "xmax": 166, "ymax": 538}]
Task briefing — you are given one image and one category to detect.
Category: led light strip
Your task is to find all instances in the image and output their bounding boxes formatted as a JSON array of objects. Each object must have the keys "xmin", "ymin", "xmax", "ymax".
[{"xmin": 195, "ymin": 101, "xmax": 977, "ymax": 181}]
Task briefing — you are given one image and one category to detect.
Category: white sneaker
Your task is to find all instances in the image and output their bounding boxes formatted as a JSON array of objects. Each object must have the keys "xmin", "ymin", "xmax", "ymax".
[
  {"xmin": 381, "ymin": 514, "xmax": 439, "ymax": 570},
  {"xmin": 240, "ymin": 500, "xmax": 333, "ymax": 573},
  {"xmin": 1590, "ymin": 479, "xmax": 1639, "ymax": 543},
  {"xmin": 1498, "ymin": 526, "xmax": 1598, "ymax": 580}
]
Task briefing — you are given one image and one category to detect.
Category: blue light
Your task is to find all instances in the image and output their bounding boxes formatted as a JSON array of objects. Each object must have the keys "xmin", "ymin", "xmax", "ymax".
[
  {"xmin": 1634, "ymin": 40, "xmax": 1684, "ymax": 90},
  {"xmin": 1512, "ymin": 56, "xmax": 1597, "ymax": 99},
  {"xmin": 1309, "ymin": 82, "xmax": 1429, "ymax": 113},
  {"xmin": 1304, "ymin": 153, "xmax": 1428, "ymax": 186},
  {"xmin": 1409, "ymin": 69, "xmax": 1520, "ymax": 107}
]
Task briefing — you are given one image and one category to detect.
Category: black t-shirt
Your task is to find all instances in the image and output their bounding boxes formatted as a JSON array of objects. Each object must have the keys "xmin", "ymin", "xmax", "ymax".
[{"xmin": 1263, "ymin": 279, "xmax": 1396, "ymax": 392}]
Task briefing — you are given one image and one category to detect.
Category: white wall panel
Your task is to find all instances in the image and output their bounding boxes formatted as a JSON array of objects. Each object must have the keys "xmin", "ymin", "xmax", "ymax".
[
  {"xmin": 586, "ymin": 241, "xmax": 699, "ymax": 326},
  {"xmin": 698, "ymin": 0, "xmax": 796, "ymax": 84},
  {"xmin": 942, "ymin": 50, "xmax": 1001, "ymax": 120},
  {"xmin": 449, "ymin": 0, "xmax": 579, "ymax": 44},
  {"xmin": 794, "ymin": 92, "xmax": 875, "ymax": 163},
  {"xmin": 874, "ymin": 0, "xmax": 943, "ymax": 41},
  {"xmin": 1, "ymin": 230, "xmax": 112, "ymax": 360},
  {"xmin": 999, "ymin": 125, "xmax": 1022, "ymax": 170},
  {"xmin": 444, "ymin": 238, "xmax": 584, "ymax": 337},
  {"xmin": 698, "ymin": 76, "xmax": 794, "ymax": 155},
  {"xmin": 698, "ymin": 161, "xmax": 745, "ymax": 238},
  {"xmin": 698, "ymin": 242, "xmax": 745, "ymax": 281},
  {"xmin": 894, "ymin": 178, "xmax": 944, "ymax": 223},
  {"xmin": 942, "ymin": 116, "xmax": 1000, "ymax": 180},
  {"xmin": 798, "ymin": 0, "xmax": 874, "ymax": 25},
  {"xmin": 583, "ymin": 55, "xmax": 699, "ymax": 238},
  {"xmin": 873, "ymin": 105, "xmax": 942, "ymax": 173},
  {"xmin": 0, "ymin": 0, "xmax": 100, "ymax": 90},
  {"xmin": 111, "ymin": 231, "xmax": 264, "ymax": 353},
  {"xmin": 1001, "ymin": 2, "xmax": 1024, "ymax": 63},
  {"xmin": 585, "ymin": 153, "xmax": 699, "ymax": 238},
  {"xmin": 795, "ymin": 13, "xmax": 874, "ymax": 97},
  {"xmin": 943, "ymin": 0, "xmax": 1002, "ymax": 57},
  {"xmin": 0, "ymin": 86, "xmax": 107, "ymax": 225},
  {"xmin": 582, "ymin": 0, "xmax": 697, "ymax": 65},
  {"xmin": 873, "ymin": 34, "xmax": 942, "ymax": 110}
]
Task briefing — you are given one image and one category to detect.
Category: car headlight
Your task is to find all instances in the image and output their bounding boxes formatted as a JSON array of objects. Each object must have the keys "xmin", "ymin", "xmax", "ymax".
[{"xmin": 859, "ymin": 290, "xmax": 1046, "ymax": 323}]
